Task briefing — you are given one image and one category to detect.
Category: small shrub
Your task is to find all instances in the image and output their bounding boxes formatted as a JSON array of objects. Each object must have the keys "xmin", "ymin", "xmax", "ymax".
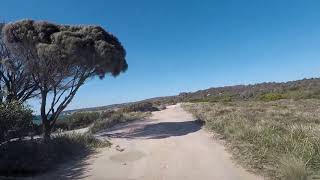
[
  {"xmin": 120, "ymin": 102, "xmax": 159, "ymax": 113},
  {"xmin": 260, "ymin": 92, "xmax": 286, "ymax": 101},
  {"xmin": 0, "ymin": 102, "xmax": 33, "ymax": 142},
  {"xmin": 221, "ymin": 95, "xmax": 232, "ymax": 102}
]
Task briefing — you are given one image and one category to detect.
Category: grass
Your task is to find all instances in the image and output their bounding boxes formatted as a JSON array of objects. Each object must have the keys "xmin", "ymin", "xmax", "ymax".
[
  {"xmin": 0, "ymin": 103, "xmax": 154, "ymax": 177},
  {"xmin": 278, "ymin": 155, "xmax": 308, "ymax": 180},
  {"xmin": 0, "ymin": 132, "xmax": 110, "ymax": 177},
  {"xmin": 90, "ymin": 111, "xmax": 151, "ymax": 133},
  {"xmin": 182, "ymin": 99, "xmax": 320, "ymax": 179},
  {"xmin": 54, "ymin": 112, "xmax": 100, "ymax": 131}
]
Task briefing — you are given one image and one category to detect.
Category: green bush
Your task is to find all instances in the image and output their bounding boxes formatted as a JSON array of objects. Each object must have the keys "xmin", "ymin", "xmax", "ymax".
[
  {"xmin": 0, "ymin": 102, "xmax": 33, "ymax": 142},
  {"xmin": 260, "ymin": 92, "xmax": 286, "ymax": 101},
  {"xmin": 120, "ymin": 102, "xmax": 159, "ymax": 113},
  {"xmin": 0, "ymin": 132, "xmax": 110, "ymax": 176}
]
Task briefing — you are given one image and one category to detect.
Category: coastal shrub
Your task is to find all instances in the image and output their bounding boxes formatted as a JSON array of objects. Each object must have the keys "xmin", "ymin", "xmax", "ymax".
[
  {"xmin": 120, "ymin": 102, "xmax": 159, "ymax": 113},
  {"xmin": 260, "ymin": 92, "xmax": 286, "ymax": 101},
  {"xmin": 0, "ymin": 102, "xmax": 33, "ymax": 142}
]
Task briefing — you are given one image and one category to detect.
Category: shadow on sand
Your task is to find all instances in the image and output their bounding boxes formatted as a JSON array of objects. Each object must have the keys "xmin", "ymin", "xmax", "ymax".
[
  {"xmin": 27, "ymin": 147, "xmax": 100, "ymax": 180},
  {"xmin": 29, "ymin": 152, "xmax": 98, "ymax": 180},
  {"xmin": 98, "ymin": 120, "xmax": 203, "ymax": 139}
]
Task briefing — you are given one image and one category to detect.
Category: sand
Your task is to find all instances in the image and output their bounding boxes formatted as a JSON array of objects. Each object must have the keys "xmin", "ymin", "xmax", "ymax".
[{"xmin": 34, "ymin": 104, "xmax": 262, "ymax": 180}]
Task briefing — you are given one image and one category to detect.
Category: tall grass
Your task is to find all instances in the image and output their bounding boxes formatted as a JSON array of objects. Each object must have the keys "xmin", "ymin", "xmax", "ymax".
[
  {"xmin": 278, "ymin": 155, "xmax": 308, "ymax": 180},
  {"xmin": 182, "ymin": 99, "xmax": 320, "ymax": 179}
]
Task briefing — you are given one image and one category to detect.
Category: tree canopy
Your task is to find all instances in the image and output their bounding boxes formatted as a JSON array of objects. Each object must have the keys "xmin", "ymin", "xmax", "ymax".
[
  {"xmin": 2, "ymin": 20, "xmax": 128, "ymax": 139},
  {"xmin": 3, "ymin": 20, "xmax": 127, "ymax": 79},
  {"xmin": 0, "ymin": 23, "xmax": 38, "ymax": 103}
]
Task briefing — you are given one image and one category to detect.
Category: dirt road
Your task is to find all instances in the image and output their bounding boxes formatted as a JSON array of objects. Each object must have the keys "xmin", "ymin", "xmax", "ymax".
[{"xmin": 38, "ymin": 104, "xmax": 262, "ymax": 180}]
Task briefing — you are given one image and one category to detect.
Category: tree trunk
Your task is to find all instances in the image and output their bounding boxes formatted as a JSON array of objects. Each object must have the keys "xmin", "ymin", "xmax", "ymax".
[
  {"xmin": 43, "ymin": 119, "xmax": 51, "ymax": 142},
  {"xmin": 40, "ymin": 89, "xmax": 51, "ymax": 142}
]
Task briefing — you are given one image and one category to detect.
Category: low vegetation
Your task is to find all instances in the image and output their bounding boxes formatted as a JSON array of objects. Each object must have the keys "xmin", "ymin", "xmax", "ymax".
[
  {"xmin": 90, "ymin": 111, "xmax": 151, "ymax": 133},
  {"xmin": 53, "ymin": 102, "xmax": 156, "ymax": 132},
  {"xmin": 182, "ymin": 99, "xmax": 320, "ymax": 179},
  {"xmin": 0, "ymin": 101, "xmax": 156, "ymax": 177},
  {"xmin": 57, "ymin": 78, "xmax": 320, "ymax": 115},
  {"xmin": 54, "ymin": 112, "xmax": 100, "ymax": 131},
  {"xmin": 259, "ymin": 92, "xmax": 286, "ymax": 102},
  {"xmin": 120, "ymin": 102, "xmax": 159, "ymax": 113},
  {"xmin": 0, "ymin": 132, "xmax": 110, "ymax": 177},
  {"xmin": 179, "ymin": 78, "xmax": 320, "ymax": 103}
]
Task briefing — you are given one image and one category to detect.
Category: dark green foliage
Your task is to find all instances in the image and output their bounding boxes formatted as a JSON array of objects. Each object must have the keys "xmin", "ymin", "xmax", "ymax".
[
  {"xmin": 0, "ymin": 102, "xmax": 33, "ymax": 142},
  {"xmin": 120, "ymin": 102, "xmax": 159, "ymax": 113},
  {"xmin": 0, "ymin": 27, "xmax": 38, "ymax": 103},
  {"xmin": 259, "ymin": 92, "xmax": 286, "ymax": 101},
  {"xmin": 3, "ymin": 20, "xmax": 128, "ymax": 78},
  {"xmin": 0, "ymin": 133, "xmax": 109, "ymax": 177}
]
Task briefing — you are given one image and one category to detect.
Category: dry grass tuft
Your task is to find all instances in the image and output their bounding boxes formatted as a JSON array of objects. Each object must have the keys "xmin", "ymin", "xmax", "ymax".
[{"xmin": 278, "ymin": 155, "xmax": 308, "ymax": 180}]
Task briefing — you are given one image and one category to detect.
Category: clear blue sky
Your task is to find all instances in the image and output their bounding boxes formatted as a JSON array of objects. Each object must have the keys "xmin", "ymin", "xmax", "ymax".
[{"xmin": 1, "ymin": 0, "xmax": 320, "ymax": 112}]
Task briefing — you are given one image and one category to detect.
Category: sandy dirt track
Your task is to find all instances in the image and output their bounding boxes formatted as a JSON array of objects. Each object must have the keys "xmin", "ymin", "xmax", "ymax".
[{"xmin": 35, "ymin": 104, "xmax": 262, "ymax": 180}]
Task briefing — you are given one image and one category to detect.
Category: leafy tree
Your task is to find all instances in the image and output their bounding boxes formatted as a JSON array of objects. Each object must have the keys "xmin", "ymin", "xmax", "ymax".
[
  {"xmin": 0, "ymin": 23, "xmax": 38, "ymax": 103},
  {"xmin": 3, "ymin": 20, "xmax": 128, "ymax": 140}
]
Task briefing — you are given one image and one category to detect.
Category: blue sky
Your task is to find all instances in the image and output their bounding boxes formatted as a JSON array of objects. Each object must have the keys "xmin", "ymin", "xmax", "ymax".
[{"xmin": 1, "ymin": 0, "xmax": 320, "ymax": 112}]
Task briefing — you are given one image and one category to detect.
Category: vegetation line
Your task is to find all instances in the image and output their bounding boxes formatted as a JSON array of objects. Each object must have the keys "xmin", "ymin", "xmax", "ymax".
[{"xmin": 182, "ymin": 100, "xmax": 320, "ymax": 180}]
